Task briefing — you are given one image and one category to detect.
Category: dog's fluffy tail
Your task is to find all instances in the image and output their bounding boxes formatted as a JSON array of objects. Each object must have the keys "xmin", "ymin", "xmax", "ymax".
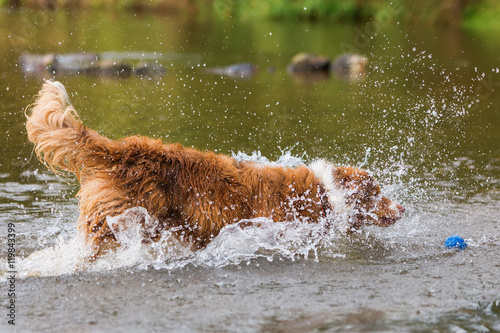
[{"xmin": 26, "ymin": 81, "xmax": 116, "ymax": 179}]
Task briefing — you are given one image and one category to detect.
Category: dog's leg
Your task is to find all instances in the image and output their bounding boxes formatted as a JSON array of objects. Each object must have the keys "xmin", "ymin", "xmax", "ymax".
[{"xmin": 77, "ymin": 175, "xmax": 135, "ymax": 257}]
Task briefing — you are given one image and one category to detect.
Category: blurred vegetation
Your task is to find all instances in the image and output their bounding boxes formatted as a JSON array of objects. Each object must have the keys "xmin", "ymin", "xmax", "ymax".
[
  {"xmin": 462, "ymin": 0, "xmax": 500, "ymax": 29},
  {"xmin": 2, "ymin": 0, "xmax": 499, "ymax": 27}
]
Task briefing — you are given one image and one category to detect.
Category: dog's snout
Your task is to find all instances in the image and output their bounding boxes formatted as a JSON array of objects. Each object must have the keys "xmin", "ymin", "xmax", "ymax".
[{"xmin": 397, "ymin": 204, "xmax": 405, "ymax": 214}]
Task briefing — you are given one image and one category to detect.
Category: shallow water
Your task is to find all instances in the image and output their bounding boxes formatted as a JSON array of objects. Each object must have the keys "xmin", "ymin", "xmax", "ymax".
[{"xmin": 1, "ymin": 8, "xmax": 500, "ymax": 332}]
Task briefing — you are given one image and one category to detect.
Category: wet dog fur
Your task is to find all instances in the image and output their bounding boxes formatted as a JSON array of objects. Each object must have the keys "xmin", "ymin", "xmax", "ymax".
[{"xmin": 25, "ymin": 81, "xmax": 404, "ymax": 257}]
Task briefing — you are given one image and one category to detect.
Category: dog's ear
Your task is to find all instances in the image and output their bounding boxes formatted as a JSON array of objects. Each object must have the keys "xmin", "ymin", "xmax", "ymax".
[
  {"xmin": 333, "ymin": 166, "xmax": 365, "ymax": 188},
  {"xmin": 333, "ymin": 166, "xmax": 380, "ymax": 196}
]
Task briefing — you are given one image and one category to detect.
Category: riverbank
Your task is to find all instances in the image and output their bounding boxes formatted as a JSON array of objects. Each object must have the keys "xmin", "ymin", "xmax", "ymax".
[{"xmin": 2, "ymin": 0, "xmax": 500, "ymax": 28}]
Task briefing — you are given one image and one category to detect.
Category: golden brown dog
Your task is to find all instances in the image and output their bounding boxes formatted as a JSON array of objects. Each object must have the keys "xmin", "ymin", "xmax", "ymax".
[{"xmin": 26, "ymin": 81, "xmax": 404, "ymax": 257}]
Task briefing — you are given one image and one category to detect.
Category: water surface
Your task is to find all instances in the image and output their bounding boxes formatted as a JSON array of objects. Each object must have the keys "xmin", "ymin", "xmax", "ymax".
[{"xmin": 0, "ymin": 9, "xmax": 499, "ymax": 332}]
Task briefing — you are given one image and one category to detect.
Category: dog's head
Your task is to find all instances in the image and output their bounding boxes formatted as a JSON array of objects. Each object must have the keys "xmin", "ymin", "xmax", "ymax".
[{"xmin": 332, "ymin": 166, "xmax": 404, "ymax": 229}]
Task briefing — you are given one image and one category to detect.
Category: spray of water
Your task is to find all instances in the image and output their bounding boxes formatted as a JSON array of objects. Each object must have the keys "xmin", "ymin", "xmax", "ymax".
[
  {"xmin": 13, "ymin": 41, "xmax": 493, "ymax": 278},
  {"xmin": 15, "ymin": 152, "xmax": 369, "ymax": 277}
]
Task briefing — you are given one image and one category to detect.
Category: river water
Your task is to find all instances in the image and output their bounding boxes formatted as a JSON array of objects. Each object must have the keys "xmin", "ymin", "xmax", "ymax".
[{"xmin": 1, "ymin": 8, "xmax": 499, "ymax": 332}]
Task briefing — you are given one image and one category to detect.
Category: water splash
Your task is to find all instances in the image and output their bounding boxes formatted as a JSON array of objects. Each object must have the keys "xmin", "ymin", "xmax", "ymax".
[
  {"xmin": 16, "ymin": 206, "xmax": 356, "ymax": 277},
  {"xmin": 19, "ymin": 43, "xmax": 492, "ymax": 277},
  {"xmin": 16, "ymin": 149, "xmax": 401, "ymax": 277},
  {"xmin": 232, "ymin": 148, "xmax": 305, "ymax": 168},
  {"xmin": 17, "ymin": 234, "xmax": 93, "ymax": 277}
]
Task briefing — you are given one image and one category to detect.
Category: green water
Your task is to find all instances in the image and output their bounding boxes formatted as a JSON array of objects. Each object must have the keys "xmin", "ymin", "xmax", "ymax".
[{"xmin": 0, "ymin": 8, "xmax": 499, "ymax": 332}]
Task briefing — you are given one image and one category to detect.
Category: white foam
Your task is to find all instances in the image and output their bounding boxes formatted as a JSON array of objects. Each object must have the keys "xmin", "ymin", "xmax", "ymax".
[
  {"xmin": 232, "ymin": 150, "xmax": 304, "ymax": 168},
  {"xmin": 18, "ymin": 233, "xmax": 92, "ymax": 277},
  {"xmin": 15, "ymin": 207, "xmax": 350, "ymax": 277},
  {"xmin": 196, "ymin": 217, "xmax": 346, "ymax": 267}
]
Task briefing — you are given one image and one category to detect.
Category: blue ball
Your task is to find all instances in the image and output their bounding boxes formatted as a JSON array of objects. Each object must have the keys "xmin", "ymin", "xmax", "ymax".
[{"xmin": 444, "ymin": 236, "xmax": 467, "ymax": 250}]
